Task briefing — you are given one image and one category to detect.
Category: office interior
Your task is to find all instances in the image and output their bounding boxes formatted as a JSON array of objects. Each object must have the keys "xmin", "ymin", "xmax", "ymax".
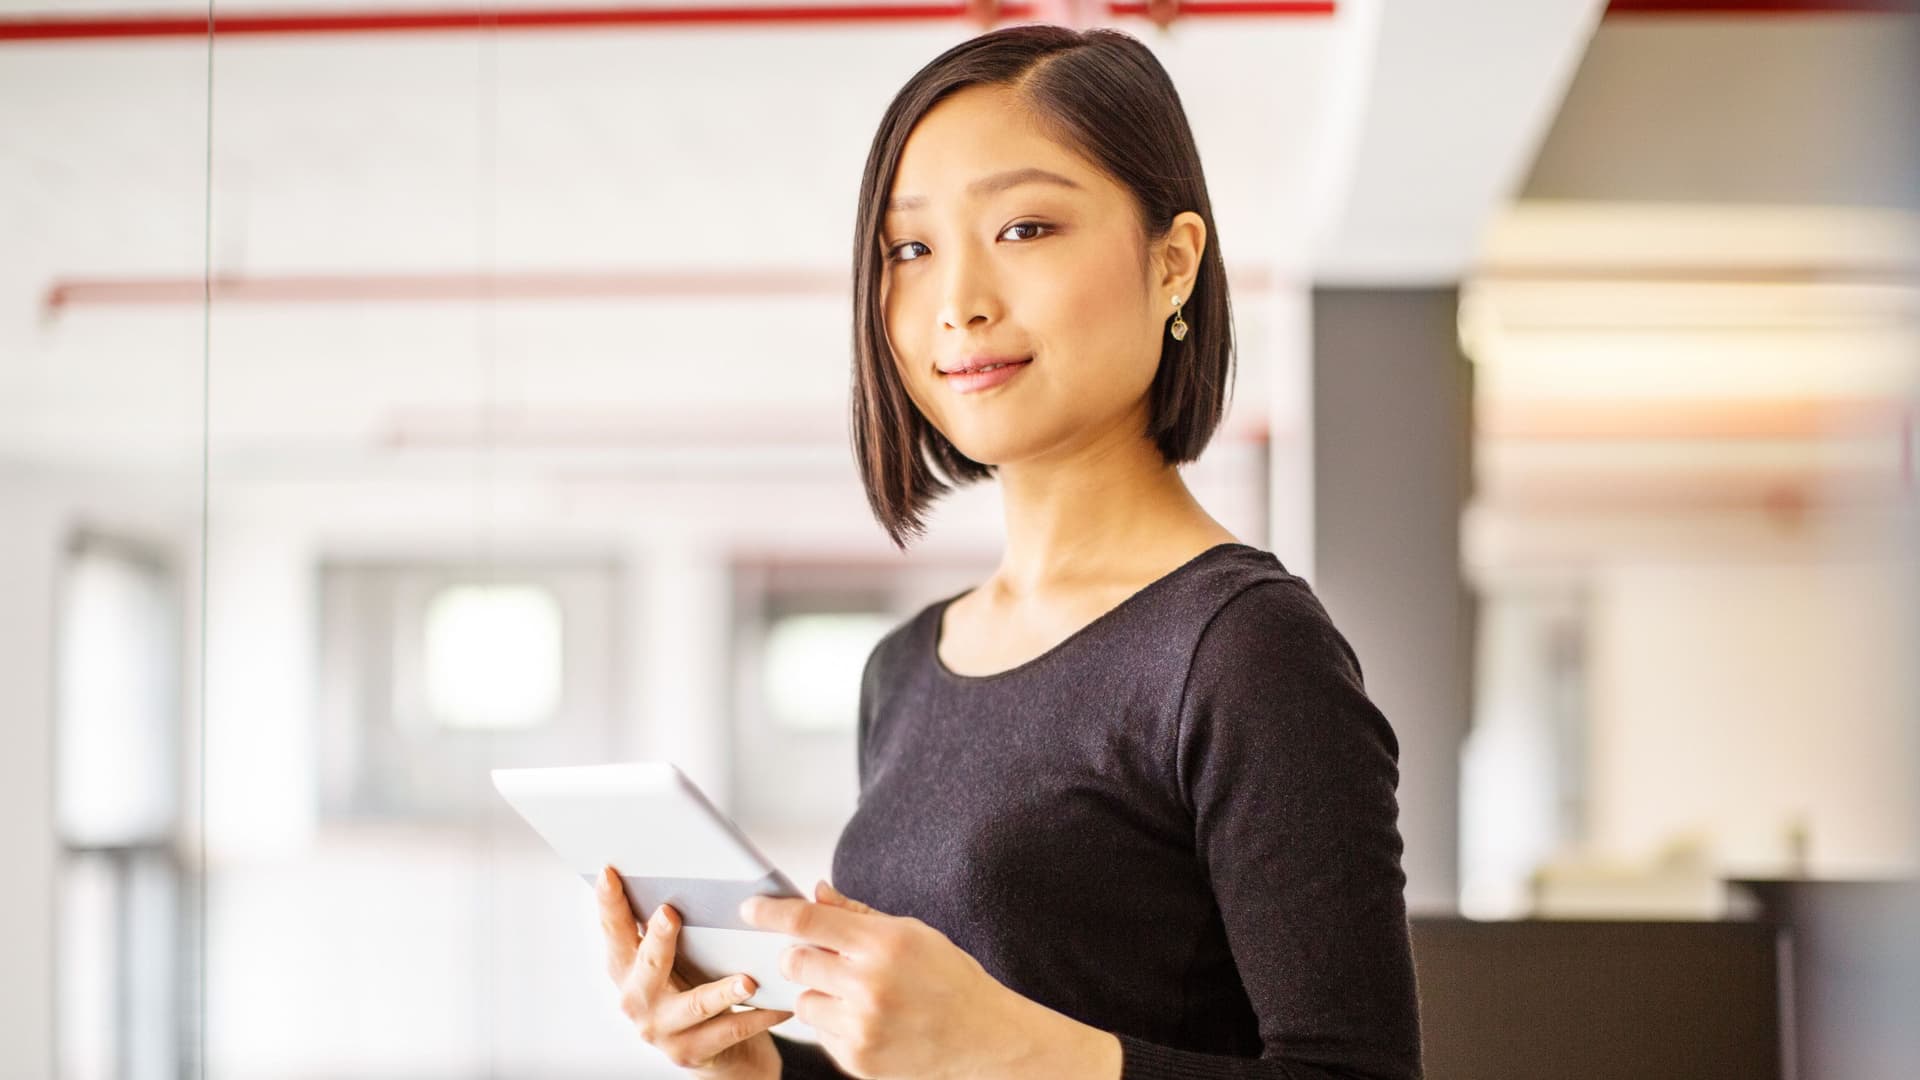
[{"xmin": 2, "ymin": 1, "xmax": 1917, "ymax": 1078}]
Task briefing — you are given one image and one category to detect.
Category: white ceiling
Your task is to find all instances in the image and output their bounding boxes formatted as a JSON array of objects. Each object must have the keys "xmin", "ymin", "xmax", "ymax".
[{"xmin": 0, "ymin": 0, "xmax": 1606, "ymax": 476}]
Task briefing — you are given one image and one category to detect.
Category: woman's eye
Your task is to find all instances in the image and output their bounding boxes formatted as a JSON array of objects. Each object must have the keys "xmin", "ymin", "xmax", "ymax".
[{"xmin": 886, "ymin": 222, "xmax": 1050, "ymax": 264}]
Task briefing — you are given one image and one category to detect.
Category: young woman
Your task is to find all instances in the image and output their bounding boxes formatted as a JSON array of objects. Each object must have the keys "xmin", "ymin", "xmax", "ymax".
[{"xmin": 596, "ymin": 23, "xmax": 1422, "ymax": 1080}]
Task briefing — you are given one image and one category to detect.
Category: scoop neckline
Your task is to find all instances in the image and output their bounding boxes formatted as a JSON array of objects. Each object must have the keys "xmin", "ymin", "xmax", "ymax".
[{"xmin": 930, "ymin": 541, "xmax": 1259, "ymax": 683}]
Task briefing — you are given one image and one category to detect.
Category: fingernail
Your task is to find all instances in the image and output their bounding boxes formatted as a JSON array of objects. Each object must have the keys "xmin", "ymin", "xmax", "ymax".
[
  {"xmin": 732, "ymin": 978, "xmax": 751, "ymax": 996},
  {"xmin": 737, "ymin": 898, "xmax": 756, "ymax": 921}
]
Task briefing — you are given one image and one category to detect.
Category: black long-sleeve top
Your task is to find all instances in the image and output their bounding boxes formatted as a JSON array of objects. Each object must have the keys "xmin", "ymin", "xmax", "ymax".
[{"xmin": 772, "ymin": 542, "xmax": 1423, "ymax": 1079}]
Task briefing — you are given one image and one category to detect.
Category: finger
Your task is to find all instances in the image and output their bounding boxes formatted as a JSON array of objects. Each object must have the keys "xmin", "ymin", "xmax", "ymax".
[
  {"xmin": 781, "ymin": 942, "xmax": 866, "ymax": 1000},
  {"xmin": 792, "ymin": 987, "xmax": 857, "ymax": 1041},
  {"xmin": 666, "ymin": 973, "xmax": 758, "ymax": 1033},
  {"xmin": 597, "ymin": 865, "xmax": 640, "ymax": 973},
  {"xmin": 738, "ymin": 895, "xmax": 868, "ymax": 954},
  {"xmin": 633, "ymin": 902, "xmax": 684, "ymax": 994},
  {"xmin": 670, "ymin": 1004, "xmax": 795, "ymax": 1068}
]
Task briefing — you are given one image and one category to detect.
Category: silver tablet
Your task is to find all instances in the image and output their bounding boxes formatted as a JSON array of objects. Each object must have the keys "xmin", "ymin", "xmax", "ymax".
[{"xmin": 490, "ymin": 760, "xmax": 808, "ymax": 1011}]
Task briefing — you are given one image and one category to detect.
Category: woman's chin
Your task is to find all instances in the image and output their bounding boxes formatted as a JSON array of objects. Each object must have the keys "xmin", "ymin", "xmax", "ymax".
[
  {"xmin": 951, "ymin": 446, "xmax": 1005, "ymax": 470},
  {"xmin": 949, "ymin": 438, "xmax": 1043, "ymax": 473},
  {"xmin": 942, "ymin": 421, "xmax": 1062, "ymax": 472}
]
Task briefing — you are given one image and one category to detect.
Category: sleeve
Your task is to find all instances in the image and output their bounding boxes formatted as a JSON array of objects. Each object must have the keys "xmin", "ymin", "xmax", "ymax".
[
  {"xmin": 770, "ymin": 1032, "xmax": 849, "ymax": 1079},
  {"xmin": 855, "ymin": 631, "xmax": 882, "ymax": 793},
  {"xmin": 1116, "ymin": 579, "xmax": 1424, "ymax": 1080}
]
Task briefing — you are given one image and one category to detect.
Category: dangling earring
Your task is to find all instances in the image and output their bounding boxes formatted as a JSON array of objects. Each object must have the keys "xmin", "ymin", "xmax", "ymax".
[{"xmin": 1169, "ymin": 293, "xmax": 1189, "ymax": 341}]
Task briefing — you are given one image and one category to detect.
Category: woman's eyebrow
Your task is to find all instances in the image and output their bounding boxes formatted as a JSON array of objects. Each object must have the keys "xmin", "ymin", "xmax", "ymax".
[{"xmin": 886, "ymin": 167, "xmax": 1082, "ymax": 213}]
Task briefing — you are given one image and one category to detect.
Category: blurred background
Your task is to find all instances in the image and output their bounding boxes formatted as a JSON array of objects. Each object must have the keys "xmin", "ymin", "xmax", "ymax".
[{"xmin": 2, "ymin": 1, "xmax": 1917, "ymax": 1077}]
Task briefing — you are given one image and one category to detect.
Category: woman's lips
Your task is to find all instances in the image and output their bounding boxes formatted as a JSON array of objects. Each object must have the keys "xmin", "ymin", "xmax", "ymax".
[{"xmin": 942, "ymin": 358, "xmax": 1032, "ymax": 394}]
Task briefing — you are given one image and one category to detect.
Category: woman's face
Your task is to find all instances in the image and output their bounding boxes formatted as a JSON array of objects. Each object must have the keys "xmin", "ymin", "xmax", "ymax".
[{"xmin": 878, "ymin": 84, "xmax": 1196, "ymax": 469}]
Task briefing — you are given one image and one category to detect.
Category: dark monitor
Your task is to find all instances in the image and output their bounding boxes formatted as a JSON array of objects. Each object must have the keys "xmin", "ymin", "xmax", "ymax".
[{"xmin": 1409, "ymin": 918, "xmax": 1785, "ymax": 1080}]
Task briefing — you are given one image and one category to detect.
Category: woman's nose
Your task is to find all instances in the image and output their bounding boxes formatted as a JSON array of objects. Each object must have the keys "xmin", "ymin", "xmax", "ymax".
[{"xmin": 936, "ymin": 245, "xmax": 1000, "ymax": 331}]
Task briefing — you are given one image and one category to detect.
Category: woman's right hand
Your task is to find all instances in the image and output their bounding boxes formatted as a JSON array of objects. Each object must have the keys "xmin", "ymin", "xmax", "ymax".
[{"xmin": 596, "ymin": 864, "xmax": 795, "ymax": 1078}]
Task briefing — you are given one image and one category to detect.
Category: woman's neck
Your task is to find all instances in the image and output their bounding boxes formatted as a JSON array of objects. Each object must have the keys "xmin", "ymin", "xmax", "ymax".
[{"xmin": 990, "ymin": 423, "xmax": 1233, "ymax": 599}]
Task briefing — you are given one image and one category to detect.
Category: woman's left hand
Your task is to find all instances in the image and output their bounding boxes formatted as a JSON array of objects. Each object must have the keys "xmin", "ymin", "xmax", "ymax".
[{"xmin": 739, "ymin": 881, "xmax": 1112, "ymax": 1080}]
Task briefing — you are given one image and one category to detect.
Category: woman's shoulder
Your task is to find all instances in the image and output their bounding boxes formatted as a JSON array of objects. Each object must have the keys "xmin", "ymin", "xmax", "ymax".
[
  {"xmin": 1172, "ymin": 554, "xmax": 1396, "ymax": 810},
  {"xmin": 1175, "ymin": 541, "xmax": 1302, "ymax": 602},
  {"xmin": 1154, "ymin": 542, "xmax": 1325, "ymax": 639},
  {"xmin": 1181, "ymin": 548, "xmax": 1371, "ymax": 696},
  {"xmin": 860, "ymin": 599, "xmax": 940, "ymax": 681},
  {"xmin": 1188, "ymin": 545, "xmax": 1335, "ymax": 630}
]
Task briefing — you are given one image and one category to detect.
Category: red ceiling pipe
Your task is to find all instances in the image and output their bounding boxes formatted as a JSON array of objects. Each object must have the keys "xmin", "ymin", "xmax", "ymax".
[
  {"xmin": 0, "ymin": 2, "xmax": 1334, "ymax": 43},
  {"xmin": 45, "ymin": 270, "xmax": 848, "ymax": 313},
  {"xmin": 41, "ymin": 265, "xmax": 1286, "ymax": 315}
]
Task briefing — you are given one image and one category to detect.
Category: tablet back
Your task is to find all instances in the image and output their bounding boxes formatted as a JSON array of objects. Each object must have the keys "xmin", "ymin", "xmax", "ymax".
[{"xmin": 492, "ymin": 761, "xmax": 807, "ymax": 1009}]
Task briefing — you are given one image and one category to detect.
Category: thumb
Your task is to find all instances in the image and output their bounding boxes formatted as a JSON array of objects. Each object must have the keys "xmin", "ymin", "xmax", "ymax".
[{"xmin": 815, "ymin": 879, "xmax": 875, "ymax": 914}]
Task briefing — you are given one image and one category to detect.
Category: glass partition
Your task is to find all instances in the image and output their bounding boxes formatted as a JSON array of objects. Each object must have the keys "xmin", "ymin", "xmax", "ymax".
[{"xmin": 0, "ymin": 12, "xmax": 212, "ymax": 1078}]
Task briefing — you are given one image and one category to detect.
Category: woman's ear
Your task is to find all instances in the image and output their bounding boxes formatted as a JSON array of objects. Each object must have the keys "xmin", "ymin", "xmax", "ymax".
[{"xmin": 1155, "ymin": 210, "xmax": 1207, "ymax": 302}]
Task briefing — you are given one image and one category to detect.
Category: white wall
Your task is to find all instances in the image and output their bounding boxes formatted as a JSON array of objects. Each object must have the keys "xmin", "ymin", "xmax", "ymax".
[{"xmin": 1587, "ymin": 556, "xmax": 1920, "ymax": 877}]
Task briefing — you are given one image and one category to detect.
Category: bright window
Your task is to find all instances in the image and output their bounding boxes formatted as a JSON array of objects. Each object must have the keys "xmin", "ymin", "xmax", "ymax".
[
  {"xmin": 56, "ymin": 544, "xmax": 177, "ymax": 846},
  {"xmin": 422, "ymin": 584, "xmax": 564, "ymax": 730},
  {"xmin": 762, "ymin": 612, "xmax": 893, "ymax": 732}
]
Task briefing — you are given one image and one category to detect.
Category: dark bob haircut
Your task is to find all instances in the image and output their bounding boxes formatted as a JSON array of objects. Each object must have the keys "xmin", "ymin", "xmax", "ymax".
[{"xmin": 849, "ymin": 23, "xmax": 1236, "ymax": 550}]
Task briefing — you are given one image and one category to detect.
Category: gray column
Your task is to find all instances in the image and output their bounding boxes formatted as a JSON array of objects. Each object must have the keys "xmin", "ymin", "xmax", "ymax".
[{"xmin": 1310, "ymin": 288, "xmax": 1475, "ymax": 915}]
